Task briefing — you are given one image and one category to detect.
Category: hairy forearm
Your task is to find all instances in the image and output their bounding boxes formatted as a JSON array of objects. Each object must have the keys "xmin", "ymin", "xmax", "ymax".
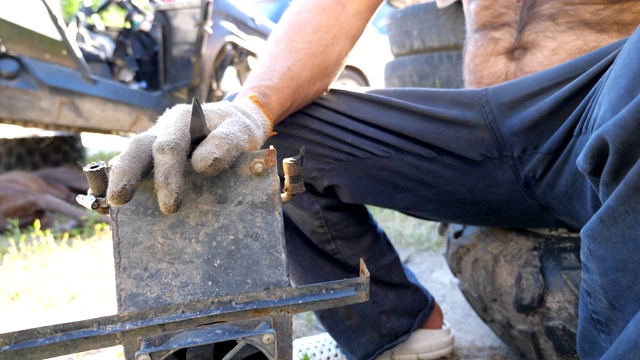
[{"xmin": 236, "ymin": 0, "xmax": 383, "ymax": 123}]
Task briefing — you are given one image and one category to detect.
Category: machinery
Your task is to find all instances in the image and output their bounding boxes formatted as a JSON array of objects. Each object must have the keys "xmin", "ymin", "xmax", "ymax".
[
  {"xmin": 0, "ymin": 136, "xmax": 370, "ymax": 359},
  {"xmin": 0, "ymin": 0, "xmax": 273, "ymax": 134}
]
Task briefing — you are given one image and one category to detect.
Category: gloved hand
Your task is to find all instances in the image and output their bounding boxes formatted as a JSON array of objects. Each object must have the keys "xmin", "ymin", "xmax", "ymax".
[{"xmin": 107, "ymin": 95, "xmax": 275, "ymax": 214}]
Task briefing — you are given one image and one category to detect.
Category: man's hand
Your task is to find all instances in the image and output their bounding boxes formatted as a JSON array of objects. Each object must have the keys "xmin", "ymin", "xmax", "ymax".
[{"xmin": 107, "ymin": 95, "xmax": 275, "ymax": 214}]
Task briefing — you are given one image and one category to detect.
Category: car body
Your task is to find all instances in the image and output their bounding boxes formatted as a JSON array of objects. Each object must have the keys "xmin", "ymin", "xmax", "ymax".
[
  {"xmin": 247, "ymin": 0, "xmax": 394, "ymax": 88},
  {"xmin": 0, "ymin": 0, "xmax": 273, "ymax": 134}
]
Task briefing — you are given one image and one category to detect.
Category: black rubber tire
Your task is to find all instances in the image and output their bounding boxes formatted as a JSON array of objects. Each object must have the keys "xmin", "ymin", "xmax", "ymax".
[
  {"xmin": 387, "ymin": 1, "xmax": 466, "ymax": 57},
  {"xmin": 335, "ymin": 67, "xmax": 369, "ymax": 87},
  {"xmin": 385, "ymin": 2, "xmax": 465, "ymax": 89},
  {"xmin": 384, "ymin": 50, "xmax": 463, "ymax": 88},
  {"xmin": 0, "ymin": 133, "xmax": 86, "ymax": 173},
  {"xmin": 445, "ymin": 225, "xmax": 581, "ymax": 360}
]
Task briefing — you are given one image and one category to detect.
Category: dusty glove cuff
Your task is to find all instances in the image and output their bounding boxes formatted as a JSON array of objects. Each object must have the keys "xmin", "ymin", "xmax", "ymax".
[{"xmin": 248, "ymin": 93, "xmax": 277, "ymax": 137}]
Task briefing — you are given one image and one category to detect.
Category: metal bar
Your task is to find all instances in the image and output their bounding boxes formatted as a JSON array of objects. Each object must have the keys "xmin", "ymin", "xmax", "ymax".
[
  {"xmin": 137, "ymin": 320, "xmax": 275, "ymax": 357},
  {"xmin": 40, "ymin": 0, "xmax": 95, "ymax": 82},
  {"xmin": 111, "ymin": 150, "xmax": 288, "ymax": 313},
  {"xmin": 0, "ymin": 263, "xmax": 369, "ymax": 360}
]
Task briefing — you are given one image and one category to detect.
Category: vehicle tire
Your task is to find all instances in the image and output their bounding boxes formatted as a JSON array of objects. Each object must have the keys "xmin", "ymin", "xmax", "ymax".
[
  {"xmin": 445, "ymin": 225, "xmax": 581, "ymax": 360},
  {"xmin": 335, "ymin": 67, "xmax": 369, "ymax": 87},
  {"xmin": 0, "ymin": 133, "xmax": 86, "ymax": 173},
  {"xmin": 386, "ymin": 1, "xmax": 466, "ymax": 57},
  {"xmin": 384, "ymin": 50, "xmax": 463, "ymax": 88},
  {"xmin": 384, "ymin": 1, "xmax": 465, "ymax": 89}
]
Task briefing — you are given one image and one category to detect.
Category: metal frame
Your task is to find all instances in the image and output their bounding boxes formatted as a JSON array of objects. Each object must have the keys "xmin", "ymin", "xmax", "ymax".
[{"xmin": 0, "ymin": 150, "xmax": 370, "ymax": 360}]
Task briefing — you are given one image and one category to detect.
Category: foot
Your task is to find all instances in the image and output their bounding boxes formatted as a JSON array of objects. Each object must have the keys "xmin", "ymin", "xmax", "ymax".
[
  {"xmin": 421, "ymin": 301, "xmax": 444, "ymax": 330},
  {"xmin": 292, "ymin": 302, "xmax": 453, "ymax": 360}
]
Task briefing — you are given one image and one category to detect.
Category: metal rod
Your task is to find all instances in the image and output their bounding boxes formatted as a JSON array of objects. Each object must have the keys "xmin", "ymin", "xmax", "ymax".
[{"xmin": 0, "ymin": 263, "xmax": 369, "ymax": 360}]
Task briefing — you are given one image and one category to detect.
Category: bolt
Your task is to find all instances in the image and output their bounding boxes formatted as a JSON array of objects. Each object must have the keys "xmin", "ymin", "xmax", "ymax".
[
  {"xmin": 0, "ymin": 58, "xmax": 21, "ymax": 79},
  {"xmin": 262, "ymin": 333, "xmax": 275, "ymax": 344},
  {"xmin": 137, "ymin": 355, "xmax": 152, "ymax": 360},
  {"xmin": 250, "ymin": 159, "xmax": 267, "ymax": 175}
]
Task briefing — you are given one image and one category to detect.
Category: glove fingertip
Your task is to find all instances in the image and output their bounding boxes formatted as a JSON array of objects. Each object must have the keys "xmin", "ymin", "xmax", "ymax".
[
  {"xmin": 106, "ymin": 134, "xmax": 156, "ymax": 206},
  {"xmin": 154, "ymin": 161, "xmax": 185, "ymax": 215},
  {"xmin": 156, "ymin": 181, "xmax": 183, "ymax": 214},
  {"xmin": 191, "ymin": 152, "xmax": 232, "ymax": 177},
  {"xmin": 107, "ymin": 180, "xmax": 138, "ymax": 206},
  {"xmin": 158, "ymin": 196, "xmax": 182, "ymax": 214}
]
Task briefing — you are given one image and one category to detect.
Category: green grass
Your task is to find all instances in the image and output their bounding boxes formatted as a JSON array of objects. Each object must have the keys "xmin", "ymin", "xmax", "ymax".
[
  {"xmin": 0, "ymin": 215, "xmax": 109, "ymax": 259},
  {"xmin": 61, "ymin": 0, "xmax": 130, "ymax": 27},
  {"xmin": 85, "ymin": 149, "xmax": 121, "ymax": 165},
  {"xmin": 0, "ymin": 219, "xmax": 121, "ymax": 358},
  {"xmin": 368, "ymin": 206, "xmax": 444, "ymax": 251}
]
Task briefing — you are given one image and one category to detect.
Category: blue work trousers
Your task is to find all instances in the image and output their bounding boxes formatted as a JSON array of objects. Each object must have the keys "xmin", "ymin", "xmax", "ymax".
[{"xmin": 266, "ymin": 26, "xmax": 640, "ymax": 360}]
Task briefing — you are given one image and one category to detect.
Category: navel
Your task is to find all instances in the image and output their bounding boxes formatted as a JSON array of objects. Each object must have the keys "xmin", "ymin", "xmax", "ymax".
[{"xmin": 507, "ymin": 46, "xmax": 528, "ymax": 61}]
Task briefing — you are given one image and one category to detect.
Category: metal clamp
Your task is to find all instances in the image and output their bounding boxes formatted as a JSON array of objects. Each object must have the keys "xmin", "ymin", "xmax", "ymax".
[
  {"xmin": 280, "ymin": 147, "xmax": 305, "ymax": 204},
  {"xmin": 76, "ymin": 161, "xmax": 110, "ymax": 214}
]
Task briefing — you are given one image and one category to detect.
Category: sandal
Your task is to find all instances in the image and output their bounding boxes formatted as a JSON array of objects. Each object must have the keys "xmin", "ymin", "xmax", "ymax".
[{"xmin": 292, "ymin": 322, "xmax": 454, "ymax": 360}]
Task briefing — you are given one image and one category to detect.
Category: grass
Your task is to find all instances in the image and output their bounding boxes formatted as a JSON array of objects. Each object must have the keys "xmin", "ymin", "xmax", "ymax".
[
  {"xmin": 0, "ymin": 218, "xmax": 114, "ymax": 312},
  {"xmin": 0, "ymin": 218, "xmax": 121, "ymax": 359},
  {"xmin": 368, "ymin": 206, "xmax": 444, "ymax": 251},
  {"xmin": 0, "ymin": 214, "xmax": 109, "ymax": 257},
  {"xmin": 85, "ymin": 149, "xmax": 121, "ymax": 165}
]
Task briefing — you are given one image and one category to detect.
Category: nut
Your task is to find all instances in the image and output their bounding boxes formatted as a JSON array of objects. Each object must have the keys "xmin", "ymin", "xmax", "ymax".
[
  {"xmin": 250, "ymin": 159, "xmax": 267, "ymax": 175},
  {"xmin": 262, "ymin": 333, "xmax": 275, "ymax": 344}
]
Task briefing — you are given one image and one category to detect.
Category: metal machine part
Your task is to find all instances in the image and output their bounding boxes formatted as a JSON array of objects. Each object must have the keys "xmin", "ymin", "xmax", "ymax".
[
  {"xmin": 1, "ymin": 148, "xmax": 369, "ymax": 360},
  {"xmin": 76, "ymin": 160, "xmax": 110, "ymax": 214},
  {"xmin": 0, "ymin": 0, "xmax": 274, "ymax": 134}
]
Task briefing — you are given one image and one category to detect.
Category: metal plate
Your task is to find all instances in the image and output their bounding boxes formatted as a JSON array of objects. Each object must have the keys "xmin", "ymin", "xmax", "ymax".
[{"xmin": 111, "ymin": 149, "xmax": 289, "ymax": 313}]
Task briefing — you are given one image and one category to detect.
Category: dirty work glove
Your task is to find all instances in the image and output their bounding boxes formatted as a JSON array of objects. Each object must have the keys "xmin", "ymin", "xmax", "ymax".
[{"xmin": 107, "ymin": 95, "xmax": 275, "ymax": 214}]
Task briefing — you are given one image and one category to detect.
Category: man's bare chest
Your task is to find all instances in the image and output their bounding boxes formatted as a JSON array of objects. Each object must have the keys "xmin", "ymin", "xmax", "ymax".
[{"xmin": 461, "ymin": 0, "xmax": 640, "ymax": 87}]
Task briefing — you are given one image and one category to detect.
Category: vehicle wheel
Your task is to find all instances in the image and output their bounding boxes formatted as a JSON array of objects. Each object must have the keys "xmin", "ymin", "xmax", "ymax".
[
  {"xmin": 384, "ymin": 1, "xmax": 465, "ymax": 89},
  {"xmin": 335, "ymin": 67, "xmax": 369, "ymax": 87},
  {"xmin": 0, "ymin": 133, "xmax": 86, "ymax": 173},
  {"xmin": 384, "ymin": 50, "xmax": 463, "ymax": 88},
  {"xmin": 208, "ymin": 44, "xmax": 255, "ymax": 103},
  {"xmin": 445, "ymin": 225, "xmax": 581, "ymax": 360},
  {"xmin": 386, "ymin": 1, "xmax": 465, "ymax": 57}
]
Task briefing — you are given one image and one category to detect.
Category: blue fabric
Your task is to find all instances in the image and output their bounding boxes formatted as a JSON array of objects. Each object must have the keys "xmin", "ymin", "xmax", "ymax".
[{"xmin": 266, "ymin": 26, "xmax": 640, "ymax": 360}]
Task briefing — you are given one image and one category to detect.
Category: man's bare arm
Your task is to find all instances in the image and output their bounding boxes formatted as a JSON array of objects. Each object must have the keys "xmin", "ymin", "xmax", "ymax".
[{"xmin": 236, "ymin": 0, "xmax": 383, "ymax": 123}]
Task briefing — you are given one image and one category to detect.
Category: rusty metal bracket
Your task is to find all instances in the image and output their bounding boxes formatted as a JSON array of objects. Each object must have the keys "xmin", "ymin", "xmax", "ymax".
[
  {"xmin": 280, "ymin": 147, "xmax": 305, "ymax": 204},
  {"xmin": 10, "ymin": 149, "xmax": 369, "ymax": 360},
  {"xmin": 0, "ymin": 261, "xmax": 369, "ymax": 360},
  {"xmin": 76, "ymin": 160, "xmax": 110, "ymax": 214}
]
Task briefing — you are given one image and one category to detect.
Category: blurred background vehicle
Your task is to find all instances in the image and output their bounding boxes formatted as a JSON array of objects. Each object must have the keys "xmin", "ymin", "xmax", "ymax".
[
  {"xmin": 247, "ymin": 0, "xmax": 394, "ymax": 88},
  {"xmin": 0, "ymin": 0, "xmax": 274, "ymax": 167}
]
